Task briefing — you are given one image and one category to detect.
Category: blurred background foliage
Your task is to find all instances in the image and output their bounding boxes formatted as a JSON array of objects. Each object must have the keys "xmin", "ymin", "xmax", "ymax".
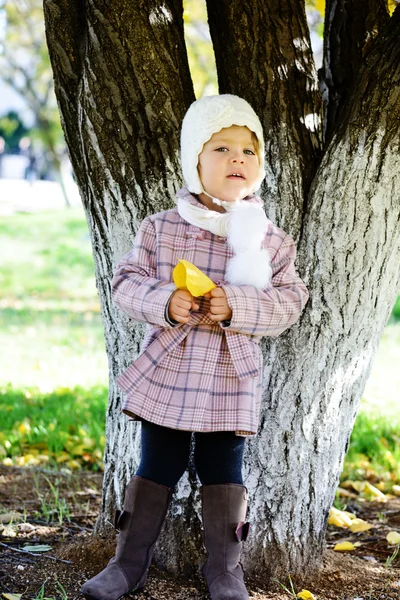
[
  {"xmin": 0, "ymin": 0, "xmax": 399, "ymax": 480},
  {"xmin": 0, "ymin": 0, "xmax": 69, "ymax": 202}
]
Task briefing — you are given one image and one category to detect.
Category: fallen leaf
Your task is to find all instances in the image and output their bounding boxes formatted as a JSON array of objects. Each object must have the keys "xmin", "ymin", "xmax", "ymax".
[
  {"xmin": 342, "ymin": 511, "xmax": 357, "ymax": 520},
  {"xmin": 386, "ymin": 531, "xmax": 400, "ymax": 545},
  {"xmin": 349, "ymin": 518, "xmax": 373, "ymax": 533},
  {"xmin": 22, "ymin": 544, "xmax": 52, "ymax": 553},
  {"xmin": 336, "ymin": 487, "xmax": 358, "ymax": 498},
  {"xmin": 343, "ymin": 480, "xmax": 365, "ymax": 492},
  {"xmin": 18, "ymin": 523, "xmax": 35, "ymax": 533},
  {"xmin": 2, "ymin": 594, "xmax": 23, "ymax": 600},
  {"xmin": 297, "ymin": 590, "xmax": 316, "ymax": 599},
  {"xmin": 56, "ymin": 452, "xmax": 70, "ymax": 463},
  {"xmin": 328, "ymin": 507, "xmax": 353, "ymax": 528},
  {"xmin": 340, "ymin": 480, "xmax": 387, "ymax": 501},
  {"xmin": 2, "ymin": 525, "xmax": 17, "ymax": 538},
  {"xmin": 363, "ymin": 482, "xmax": 387, "ymax": 501},
  {"xmin": 392, "ymin": 485, "xmax": 400, "ymax": 497},
  {"xmin": 0, "ymin": 512, "xmax": 23, "ymax": 524},
  {"xmin": 334, "ymin": 541, "xmax": 356, "ymax": 551}
]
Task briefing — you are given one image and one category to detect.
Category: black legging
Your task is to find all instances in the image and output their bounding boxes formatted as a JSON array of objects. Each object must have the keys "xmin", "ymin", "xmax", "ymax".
[{"xmin": 136, "ymin": 420, "xmax": 245, "ymax": 488}]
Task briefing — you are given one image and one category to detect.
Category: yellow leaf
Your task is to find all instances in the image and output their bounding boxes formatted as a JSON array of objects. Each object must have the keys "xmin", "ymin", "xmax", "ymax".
[
  {"xmin": 2, "ymin": 457, "xmax": 13, "ymax": 466},
  {"xmin": 336, "ymin": 487, "xmax": 357, "ymax": 498},
  {"xmin": 173, "ymin": 259, "xmax": 216, "ymax": 297},
  {"xmin": 363, "ymin": 482, "xmax": 387, "ymax": 502},
  {"xmin": 386, "ymin": 531, "xmax": 400, "ymax": 545},
  {"xmin": 70, "ymin": 444, "xmax": 85, "ymax": 456},
  {"xmin": 37, "ymin": 454, "xmax": 50, "ymax": 463},
  {"xmin": 328, "ymin": 507, "xmax": 353, "ymax": 528},
  {"xmin": 392, "ymin": 485, "xmax": 400, "ymax": 497},
  {"xmin": 67, "ymin": 459, "xmax": 81, "ymax": 469},
  {"xmin": 349, "ymin": 518, "xmax": 373, "ymax": 533},
  {"xmin": 349, "ymin": 481, "xmax": 365, "ymax": 493},
  {"xmin": 2, "ymin": 594, "xmax": 23, "ymax": 600},
  {"xmin": 16, "ymin": 454, "xmax": 39, "ymax": 467},
  {"xmin": 388, "ymin": 0, "xmax": 398, "ymax": 16},
  {"xmin": 18, "ymin": 421, "xmax": 31, "ymax": 435},
  {"xmin": 334, "ymin": 542, "xmax": 356, "ymax": 552},
  {"xmin": 297, "ymin": 590, "xmax": 316, "ymax": 600},
  {"xmin": 375, "ymin": 481, "xmax": 389, "ymax": 492},
  {"xmin": 56, "ymin": 452, "xmax": 70, "ymax": 463},
  {"xmin": 342, "ymin": 511, "xmax": 357, "ymax": 520}
]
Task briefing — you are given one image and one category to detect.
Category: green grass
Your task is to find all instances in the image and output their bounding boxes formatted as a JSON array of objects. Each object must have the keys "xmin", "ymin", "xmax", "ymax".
[
  {"xmin": 0, "ymin": 210, "xmax": 96, "ymax": 297},
  {"xmin": 342, "ymin": 411, "xmax": 400, "ymax": 486},
  {"xmin": 0, "ymin": 385, "xmax": 106, "ymax": 470},
  {"xmin": 0, "ymin": 208, "xmax": 107, "ymax": 470},
  {"xmin": 0, "ymin": 208, "xmax": 107, "ymax": 389}
]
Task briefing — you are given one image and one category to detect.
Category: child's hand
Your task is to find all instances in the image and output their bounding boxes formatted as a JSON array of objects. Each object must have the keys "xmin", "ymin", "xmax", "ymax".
[
  {"xmin": 168, "ymin": 290, "xmax": 199, "ymax": 324},
  {"xmin": 204, "ymin": 287, "xmax": 232, "ymax": 322}
]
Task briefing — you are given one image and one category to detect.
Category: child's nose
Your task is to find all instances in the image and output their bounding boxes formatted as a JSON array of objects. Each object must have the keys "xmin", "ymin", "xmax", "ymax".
[{"xmin": 230, "ymin": 151, "xmax": 244, "ymax": 163}]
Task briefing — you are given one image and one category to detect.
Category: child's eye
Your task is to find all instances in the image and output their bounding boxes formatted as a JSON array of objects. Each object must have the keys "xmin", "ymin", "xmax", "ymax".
[
  {"xmin": 244, "ymin": 149, "xmax": 255, "ymax": 155},
  {"xmin": 215, "ymin": 147, "xmax": 228, "ymax": 152}
]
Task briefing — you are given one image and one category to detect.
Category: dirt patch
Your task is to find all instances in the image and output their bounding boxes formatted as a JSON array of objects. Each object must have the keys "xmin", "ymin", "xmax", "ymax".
[{"xmin": 0, "ymin": 465, "xmax": 399, "ymax": 599}]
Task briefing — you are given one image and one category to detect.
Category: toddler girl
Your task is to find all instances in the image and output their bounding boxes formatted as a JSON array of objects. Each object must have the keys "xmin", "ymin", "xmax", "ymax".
[{"xmin": 81, "ymin": 94, "xmax": 309, "ymax": 600}]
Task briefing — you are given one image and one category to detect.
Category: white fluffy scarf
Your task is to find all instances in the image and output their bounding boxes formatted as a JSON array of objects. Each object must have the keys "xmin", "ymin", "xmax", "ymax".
[{"xmin": 176, "ymin": 189, "xmax": 272, "ymax": 289}]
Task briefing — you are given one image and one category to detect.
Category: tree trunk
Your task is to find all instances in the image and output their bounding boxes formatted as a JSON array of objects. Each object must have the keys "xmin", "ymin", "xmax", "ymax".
[
  {"xmin": 320, "ymin": 0, "xmax": 389, "ymax": 143},
  {"xmin": 206, "ymin": 0, "xmax": 323, "ymax": 239},
  {"xmin": 43, "ymin": 0, "xmax": 194, "ymax": 526},
  {"xmin": 44, "ymin": 0, "xmax": 400, "ymax": 581},
  {"xmin": 245, "ymin": 6, "xmax": 400, "ymax": 577}
]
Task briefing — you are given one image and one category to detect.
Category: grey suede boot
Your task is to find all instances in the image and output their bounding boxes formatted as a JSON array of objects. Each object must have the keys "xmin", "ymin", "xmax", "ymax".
[
  {"xmin": 81, "ymin": 476, "xmax": 172, "ymax": 600},
  {"xmin": 201, "ymin": 484, "xmax": 250, "ymax": 600}
]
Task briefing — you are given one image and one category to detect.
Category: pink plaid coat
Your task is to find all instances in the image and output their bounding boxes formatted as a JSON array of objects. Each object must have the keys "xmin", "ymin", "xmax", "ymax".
[{"xmin": 112, "ymin": 188, "xmax": 309, "ymax": 436}]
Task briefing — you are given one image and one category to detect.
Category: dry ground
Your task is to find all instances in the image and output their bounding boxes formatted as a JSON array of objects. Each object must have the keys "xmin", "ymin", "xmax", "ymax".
[{"xmin": 0, "ymin": 466, "xmax": 399, "ymax": 600}]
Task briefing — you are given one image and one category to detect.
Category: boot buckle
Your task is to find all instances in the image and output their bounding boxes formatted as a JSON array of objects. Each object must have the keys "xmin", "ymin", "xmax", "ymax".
[
  {"xmin": 114, "ymin": 509, "xmax": 126, "ymax": 532},
  {"xmin": 235, "ymin": 521, "xmax": 250, "ymax": 542}
]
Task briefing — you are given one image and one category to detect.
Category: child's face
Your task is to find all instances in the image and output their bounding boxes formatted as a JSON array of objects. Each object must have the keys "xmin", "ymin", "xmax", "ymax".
[{"xmin": 197, "ymin": 125, "xmax": 260, "ymax": 204}]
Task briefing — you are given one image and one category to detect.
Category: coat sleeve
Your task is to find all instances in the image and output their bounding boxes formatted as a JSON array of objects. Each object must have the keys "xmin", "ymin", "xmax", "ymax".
[
  {"xmin": 111, "ymin": 217, "xmax": 178, "ymax": 328},
  {"xmin": 220, "ymin": 233, "xmax": 309, "ymax": 337}
]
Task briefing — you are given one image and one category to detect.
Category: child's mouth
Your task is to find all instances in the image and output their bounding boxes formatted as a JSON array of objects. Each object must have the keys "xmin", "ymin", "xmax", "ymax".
[{"xmin": 227, "ymin": 173, "xmax": 245, "ymax": 180}]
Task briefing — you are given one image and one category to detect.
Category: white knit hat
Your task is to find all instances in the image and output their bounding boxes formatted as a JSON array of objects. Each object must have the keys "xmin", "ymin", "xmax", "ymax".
[{"xmin": 180, "ymin": 94, "xmax": 265, "ymax": 195}]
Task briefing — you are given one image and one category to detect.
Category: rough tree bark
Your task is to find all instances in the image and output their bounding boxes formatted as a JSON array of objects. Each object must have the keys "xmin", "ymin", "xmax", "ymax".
[
  {"xmin": 320, "ymin": 0, "xmax": 389, "ymax": 142},
  {"xmin": 43, "ymin": 0, "xmax": 400, "ymax": 580}
]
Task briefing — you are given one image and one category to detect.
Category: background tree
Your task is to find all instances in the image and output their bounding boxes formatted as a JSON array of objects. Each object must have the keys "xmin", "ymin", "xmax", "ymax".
[
  {"xmin": 0, "ymin": 0, "xmax": 71, "ymax": 202},
  {"xmin": 0, "ymin": 110, "xmax": 29, "ymax": 150},
  {"xmin": 43, "ymin": 0, "xmax": 400, "ymax": 581}
]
